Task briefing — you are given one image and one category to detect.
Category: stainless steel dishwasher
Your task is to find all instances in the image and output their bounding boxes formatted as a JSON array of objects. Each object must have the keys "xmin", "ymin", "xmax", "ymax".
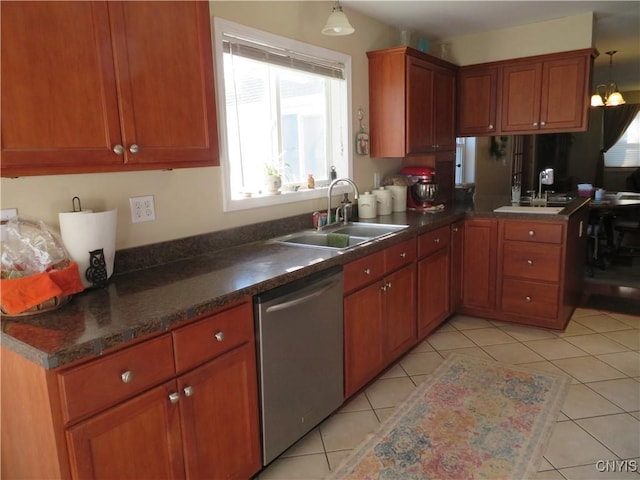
[{"xmin": 254, "ymin": 265, "xmax": 343, "ymax": 465}]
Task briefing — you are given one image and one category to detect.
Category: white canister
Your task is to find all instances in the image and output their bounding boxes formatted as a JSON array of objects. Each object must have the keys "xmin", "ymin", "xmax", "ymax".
[
  {"xmin": 373, "ymin": 187, "xmax": 393, "ymax": 215},
  {"xmin": 358, "ymin": 192, "xmax": 377, "ymax": 219},
  {"xmin": 388, "ymin": 185, "xmax": 407, "ymax": 212}
]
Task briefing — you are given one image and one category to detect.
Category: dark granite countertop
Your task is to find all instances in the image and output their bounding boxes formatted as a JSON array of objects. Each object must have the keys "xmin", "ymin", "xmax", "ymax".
[{"xmin": 0, "ymin": 196, "xmax": 590, "ymax": 369}]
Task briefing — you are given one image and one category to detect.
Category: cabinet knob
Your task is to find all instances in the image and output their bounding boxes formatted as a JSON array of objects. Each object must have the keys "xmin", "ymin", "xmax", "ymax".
[
  {"xmin": 453, "ymin": 227, "xmax": 458, "ymax": 232},
  {"xmin": 525, "ymin": 296, "xmax": 532, "ymax": 302},
  {"xmin": 129, "ymin": 144, "xmax": 140, "ymax": 154},
  {"xmin": 541, "ymin": 121, "xmax": 546, "ymax": 126},
  {"xmin": 400, "ymin": 252, "xmax": 406, "ymax": 258},
  {"xmin": 528, "ymin": 230, "xmax": 535, "ymax": 237},
  {"xmin": 113, "ymin": 144, "xmax": 124, "ymax": 155},
  {"xmin": 380, "ymin": 283, "xmax": 387, "ymax": 291},
  {"xmin": 386, "ymin": 281, "xmax": 392, "ymax": 290},
  {"xmin": 434, "ymin": 238, "xmax": 440, "ymax": 243},
  {"xmin": 488, "ymin": 124, "xmax": 494, "ymax": 130},
  {"xmin": 121, "ymin": 370, "xmax": 133, "ymax": 383},
  {"xmin": 214, "ymin": 331, "xmax": 224, "ymax": 342},
  {"xmin": 527, "ymin": 259, "xmax": 533, "ymax": 265},
  {"xmin": 364, "ymin": 268, "xmax": 371, "ymax": 275},
  {"xmin": 183, "ymin": 386, "xmax": 194, "ymax": 397},
  {"xmin": 168, "ymin": 392, "xmax": 180, "ymax": 404},
  {"xmin": 533, "ymin": 122, "xmax": 538, "ymax": 127}
]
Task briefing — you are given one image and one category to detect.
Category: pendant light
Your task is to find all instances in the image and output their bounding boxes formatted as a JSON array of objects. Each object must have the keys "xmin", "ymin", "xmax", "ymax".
[
  {"xmin": 591, "ymin": 51, "xmax": 626, "ymax": 107},
  {"xmin": 322, "ymin": 1, "xmax": 354, "ymax": 36}
]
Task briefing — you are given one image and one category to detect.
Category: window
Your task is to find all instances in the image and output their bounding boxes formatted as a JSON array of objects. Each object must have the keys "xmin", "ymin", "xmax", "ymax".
[
  {"xmin": 213, "ymin": 18, "xmax": 352, "ymax": 211},
  {"xmin": 605, "ymin": 112, "xmax": 640, "ymax": 167}
]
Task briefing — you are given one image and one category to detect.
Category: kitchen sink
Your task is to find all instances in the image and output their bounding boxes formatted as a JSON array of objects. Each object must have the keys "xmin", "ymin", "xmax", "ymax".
[{"xmin": 272, "ymin": 222, "xmax": 409, "ymax": 250}]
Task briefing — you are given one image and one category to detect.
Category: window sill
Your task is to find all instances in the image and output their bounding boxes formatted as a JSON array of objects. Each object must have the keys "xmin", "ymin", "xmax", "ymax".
[{"xmin": 223, "ymin": 184, "xmax": 353, "ymax": 212}]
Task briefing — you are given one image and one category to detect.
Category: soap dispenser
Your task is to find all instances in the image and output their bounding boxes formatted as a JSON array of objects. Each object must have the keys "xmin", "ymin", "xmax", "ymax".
[{"xmin": 340, "ymin": 193, "xmax": 352, "ymax": 222}]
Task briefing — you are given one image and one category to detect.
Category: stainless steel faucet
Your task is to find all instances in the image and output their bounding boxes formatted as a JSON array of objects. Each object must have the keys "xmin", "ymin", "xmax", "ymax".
[
  {"xmin": 533, "ymin": 168, "xmax": 554, "ymax": 206},
  {"xmin": 325, "ymin": 178, "xmax": 360, "ymax": 229}
]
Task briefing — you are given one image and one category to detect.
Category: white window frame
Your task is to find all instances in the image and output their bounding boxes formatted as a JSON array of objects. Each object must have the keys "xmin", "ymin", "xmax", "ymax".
[{"xmin": 212, "ymin": 17, "xmax": 353, "ymax": 212}]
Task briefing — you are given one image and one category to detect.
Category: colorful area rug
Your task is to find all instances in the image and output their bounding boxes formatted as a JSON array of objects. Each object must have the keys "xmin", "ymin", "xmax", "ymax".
[{"xmin": 328, "ymin": 353, "xmax": 570, "ymax": 480}]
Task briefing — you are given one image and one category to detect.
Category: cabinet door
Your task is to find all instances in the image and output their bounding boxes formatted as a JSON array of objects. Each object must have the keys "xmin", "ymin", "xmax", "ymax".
[
  {"xmin": 433, "ymin": 67, "xmax": 456, "ymax": 150},
  {"xmin": 435, "ymin": 151, "xmax": 455, "ymax": 204},
  {"xmin": 457, "ymin": 66, "xmax": 498, "ymax": 136},
  {"xmin": 383, "ymin": 264, "xmax": 417, "ymax": 361},
  {"xmin": 462, "ymin": 218, "xmax": 498, "ymax": 312},
  {"xmin": 539, "ymin": 55, "xmax": 589, "ymax": 132},
  {"xmin": 417, "ymin": 247, "xmax": 451, "ymax": 339},
  {"xmin": 66, "ymin": 381, "xmax": 185, "ymax": 480},
  {"xmin": 406, "ymin": 56, "xmax": 434, "ymax": 154},
  {"xmin": 1, "ymin": 1, "xmax": 123, "ymax": 176},
  {"xmin": 109, "ymin": 1, "xmax": 218, "ymax": 168},
  {"xmin": 500, "ymin": 61, "xmax": 542, "ymax": 133},
  {"xmin": 450, "ymin": 220, "xmax": 464, "ymax": 312},
  {"xmin": 344, "ymin": 283, "xmax": 385, "ymax": 397},
  {"xmin": 178, "ymin": 343, "xmax": 261, "ymax": 480}
]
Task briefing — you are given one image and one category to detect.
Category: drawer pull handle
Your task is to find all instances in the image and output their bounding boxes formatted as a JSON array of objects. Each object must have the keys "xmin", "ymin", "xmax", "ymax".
[
  {"xmin": 168, "ymin": 392, "xmax": 180, "ymax": 404},
  {"xmin": 528, "ymin": 230, "xmax": 535, "ymax": 237},
  {"xmin": 364, "ymin": 268, "xmax": 371, "ymax": 275},
  {"xmin": 525, "ymin": 296, "xmax": 532, "ymax": 302},
  {"xmin": 183, "ymin": 386, "xmax": 194, "ymax": 397},
  {"xmin": 214, "ymin": 331, "xmax": 225, "ymax": 342},
  {"xmin": 527, "ymin": 260, "xmax": 533, "ymax": 265},
  {"xmin": 121, "ymin": 370, "xmax": 133, "ymax": 384},
  {"xmin": 400, "ymin": 252, "xmax": 407, "ymax": 258}
]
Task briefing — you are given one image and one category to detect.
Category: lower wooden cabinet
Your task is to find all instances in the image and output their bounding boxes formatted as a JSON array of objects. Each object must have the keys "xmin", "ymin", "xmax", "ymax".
[
  {"xmin": 450, "ymin": 220, "xmax": 465, "ymax": 312},
  {"xmin": 417, "ymin": 226, "xmax": 452, "ymax": 339},
  {"xmin": 462, "ymin": 218, "xmax": 498, "ymax": 315},
  {"xmin": 0, "ymin": 299, "xmax": 262, "ymax": 480},
  {"xmin": 344, "ymin": 241, "xmax": 417, "ymax": 398}
]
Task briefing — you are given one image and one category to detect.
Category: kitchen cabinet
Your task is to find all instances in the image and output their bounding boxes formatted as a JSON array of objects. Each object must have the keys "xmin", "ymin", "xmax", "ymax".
[
  {"xmin": 461, "ymin": 218, "xmax": 499, "ymax": 316},
  {"xmin": 367, "ymin": 46, "xmax": 456, "ymax": 158},
  {"xmin": 0, "ymin": 299, "xmax": 261, "ymax": 480},
  {"xmin": 417, "ymin": 226, "xmax": 451, "ymax": 339},
  {"xmin": 344, "ymin": 238, "xmax": 417, "ymax": 397},
  {"xmin": 497, "ymin": 211, "xmax": 588, "ymax": 329},
  {"xmin": 457, "ymin": 65, "xmax": 499, "ymax": 136},
  {"xmin": 450, "ymin": 220, "xmax": 465, "ymax": 312},
  {"xmin": 1, "ymin": 1, "xmax": 218, "ymax": 177},
  {"xmin": 500, "ymin": 50, "xmax": 593, "ymax": 134}
]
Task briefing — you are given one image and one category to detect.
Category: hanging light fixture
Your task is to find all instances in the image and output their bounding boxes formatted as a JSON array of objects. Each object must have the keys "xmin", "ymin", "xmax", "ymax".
[
  {"xmin": 591, "ymin": 51, "xmax": 626, "ymax": 107},
  {"xmin": 321, "ymin": 1, "xmax": 354, "ymax": 36}
]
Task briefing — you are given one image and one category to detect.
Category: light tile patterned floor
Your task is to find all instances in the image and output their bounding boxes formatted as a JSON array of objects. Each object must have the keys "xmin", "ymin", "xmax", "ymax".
[{"xmin": 258, "ymin": 308, "xmax": 640, "ymax": 479}]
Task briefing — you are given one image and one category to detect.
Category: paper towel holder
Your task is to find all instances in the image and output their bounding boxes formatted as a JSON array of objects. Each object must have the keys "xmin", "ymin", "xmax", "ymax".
[{"xmin": 72, "ymin": 196, "xmax": 82, "ymax": 212}]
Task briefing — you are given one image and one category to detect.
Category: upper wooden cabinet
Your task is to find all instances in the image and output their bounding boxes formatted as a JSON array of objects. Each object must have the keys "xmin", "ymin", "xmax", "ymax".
[
  {"xmin": 457, "ymin": 65, "xmax": 499, "ymax": 136},
  {"xmin": 1, "ymin": 1, "xmax": 219, "ymax": 177},
  {"xmin": 501, "ymin": 50, "xmax": 594, "ymax": 134},
  {"xmin": 367, "ymin": 47, "xmax": 457, "ymax": 158},
  {"xmin": 456, "ymin": 49, "xmax": 595, "ymax": 137}
]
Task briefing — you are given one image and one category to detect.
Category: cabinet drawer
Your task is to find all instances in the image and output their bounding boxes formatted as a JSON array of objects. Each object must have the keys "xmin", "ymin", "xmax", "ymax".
[
  {"xmin": 384, "ymin": 238, "xmax": 416, "ymax": 272},
  {"xmin": 503, "ymin": 221, "xmax": 563, "ymax": 244},
  {"xmin": 501, "ymin": 279, "xmax": 559, "ymax": 319},
  {"xmin": 418, "ymin": 226, "xmax": 451, "ymax": 258},
  {"xmin": 58, "ymin": 335, "xmax": 175, "ymax": 424},
  {"xmin": 503, "ymin": 243, "xmax": 562, "ymax": 282},
  {"xmin": 173, "ymin": 301, "xmax": 254, "ymax": 374},
  {"xmin": 344, "ymin": 250, "xmax": 385, "ymax": 293}
]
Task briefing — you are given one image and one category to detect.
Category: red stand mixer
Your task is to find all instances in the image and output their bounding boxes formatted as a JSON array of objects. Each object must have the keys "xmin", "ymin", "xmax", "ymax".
[{"xmin": 400, "ymin": 166, "xmax": 438, "ymax": 210}]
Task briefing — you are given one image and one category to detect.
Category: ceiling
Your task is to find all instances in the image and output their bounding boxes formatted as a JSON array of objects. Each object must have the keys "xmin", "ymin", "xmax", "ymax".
[{"xmin": 342, "ymin": 1, "xmax": 640, "ymax": 92}]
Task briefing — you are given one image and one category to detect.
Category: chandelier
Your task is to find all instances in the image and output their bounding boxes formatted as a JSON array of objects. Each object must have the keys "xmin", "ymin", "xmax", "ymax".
[
  {"xmin": 321, "ymin": 1, "xmax": 354, "ymax": 36},
  {"xmin": 591, "ymin": 51, "xmax": 626, "ymax": 107}
]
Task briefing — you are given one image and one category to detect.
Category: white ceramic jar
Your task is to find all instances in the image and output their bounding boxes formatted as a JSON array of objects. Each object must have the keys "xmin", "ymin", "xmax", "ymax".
[
  {"xmin": 387, "ymin": 185, "xmax": 407, "ymax": 212},
  {"xmin": 373, "ymin": 187, "xmax": 393, "ymax": 215},
  {"xmin": 358, "ymin": 192, "xmax": 377, "ymax": 219}
]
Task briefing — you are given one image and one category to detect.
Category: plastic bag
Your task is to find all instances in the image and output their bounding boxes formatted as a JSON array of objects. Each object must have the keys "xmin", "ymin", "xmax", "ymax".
[{"xmin": 1, "ymin": 217, "xmax": 69, "ymax": 278}]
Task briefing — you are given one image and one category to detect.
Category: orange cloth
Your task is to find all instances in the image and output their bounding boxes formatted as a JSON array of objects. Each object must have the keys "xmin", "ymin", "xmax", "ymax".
[{"xmin": 1, "ymin": 262, "xmax": 85, "ymax": 315}]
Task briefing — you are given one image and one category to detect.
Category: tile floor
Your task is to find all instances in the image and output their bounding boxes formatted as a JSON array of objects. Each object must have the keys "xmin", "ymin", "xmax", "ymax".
[{"xmin": 258, "ymin": 308, "xmax": 640, "ymax": 479}]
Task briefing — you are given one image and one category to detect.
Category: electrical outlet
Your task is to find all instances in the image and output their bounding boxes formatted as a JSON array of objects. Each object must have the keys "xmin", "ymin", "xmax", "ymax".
[{"xmin": 129, "ymin": 195, "xmax": 156, "ymax": 223}]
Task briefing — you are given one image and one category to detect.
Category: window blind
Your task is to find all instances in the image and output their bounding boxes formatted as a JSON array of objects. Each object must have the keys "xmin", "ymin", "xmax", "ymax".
[
  {"xmin": 222, "ymin": 34, "xmax": 345, "ymax": 80},
  {"xmin": 605, "ymin": 112, "xmax": 640, "ymax": 168}
]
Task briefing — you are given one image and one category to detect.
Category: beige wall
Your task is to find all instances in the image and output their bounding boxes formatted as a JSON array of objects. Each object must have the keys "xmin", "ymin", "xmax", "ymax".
[
  {"xmin": 1, "ymin": 2, "xmax": 400, "ymax": 249},
  {"xmin": 444, "ymin": 11, "xmax": 594, "ymax": 66}
]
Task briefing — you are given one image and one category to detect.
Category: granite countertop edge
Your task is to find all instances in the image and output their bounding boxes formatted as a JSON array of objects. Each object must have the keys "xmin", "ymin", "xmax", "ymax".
[{"xmin": 0, "ymin": 197, "xmax": 589, "ymax": 369}]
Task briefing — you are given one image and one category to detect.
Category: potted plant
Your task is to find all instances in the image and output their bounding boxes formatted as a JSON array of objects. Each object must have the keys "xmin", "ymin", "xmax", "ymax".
[{"xmin": 263, "ymin": 154, "xmax": 287, "ymax": 194}]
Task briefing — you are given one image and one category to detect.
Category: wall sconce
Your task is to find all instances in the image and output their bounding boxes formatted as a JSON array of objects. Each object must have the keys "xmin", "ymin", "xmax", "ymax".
[
  {"xmin": 321, "ymin": 1, "xmax": 354, "ymax": 36},
  {"xmin": 591, "ymin": 51, "xmax": 626, "ymax": 107}
]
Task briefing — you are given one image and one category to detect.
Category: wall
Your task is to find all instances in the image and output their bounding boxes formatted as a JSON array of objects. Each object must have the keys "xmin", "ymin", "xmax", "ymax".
[
  {"xmin": 0, "ymin": 2, "xmax": 400, "ymax": 249},
  {"xmin": 444, "ymin": 11, "xmax": 594, "ymax": 66}
]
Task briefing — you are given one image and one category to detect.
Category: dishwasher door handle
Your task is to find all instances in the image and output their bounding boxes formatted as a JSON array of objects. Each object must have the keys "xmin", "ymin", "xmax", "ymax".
[{"xmin": 265, "ymin": 280, "xmax": 338, "ymax": 313}]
